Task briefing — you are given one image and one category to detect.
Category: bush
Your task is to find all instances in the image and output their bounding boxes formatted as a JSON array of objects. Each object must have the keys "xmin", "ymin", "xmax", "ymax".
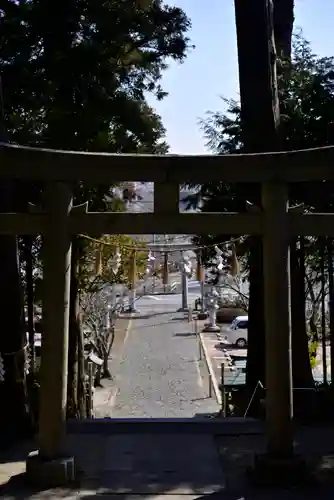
[{"xmin": 309, "ymin": 340, "xmax": 319, "ymax": 370}]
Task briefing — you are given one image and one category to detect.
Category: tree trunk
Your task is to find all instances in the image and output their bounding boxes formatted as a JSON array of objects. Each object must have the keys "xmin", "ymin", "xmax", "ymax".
[
  {"xmin": 320, "ymin": 238, "xmax": 328, "ymax": 385},
  {"xmin": 290, "ymin": 237, "xmax": 313, "ymax": 390},
  {"xmin": 0, "ymin": 181, "xmax": 30, "ymax": 444},
  {"xmin": 234, "ymin": 0, "xmax": 280, "ymax": 399},
  {"xmin": 67, "ymin": 238, "xmax": 79, "ymax": 418},
  {"xmin": 328, "ymin": 238, "xmax": 334, "ymax": 385},
  {"xmin": 67, "ymin": 236, "xmax": 86, "ymax": 418},
  {"xmin": 77, "ymin": 316, "xmax": 86, "ymax": 418},
  {"xmin": 102, "ymin": 328, "xmax": 114, "ymax": 379},
  {"xmin": 246, "ymin": 237, "xmax": 265, "ymax": 390},
  {"xmin": 24, "ymin": 236, "xmax": 35, "ymax": 374}
]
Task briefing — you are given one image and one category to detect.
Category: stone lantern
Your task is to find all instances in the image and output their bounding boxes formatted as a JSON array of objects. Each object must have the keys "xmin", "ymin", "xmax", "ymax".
[{"xmin": 203, "ymin": 287, "xmax": 220, "ymax": 332}]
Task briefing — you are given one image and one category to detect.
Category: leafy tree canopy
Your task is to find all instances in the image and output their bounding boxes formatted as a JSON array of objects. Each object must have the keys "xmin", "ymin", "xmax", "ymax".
[
  {"xmin": 188, "ymin": 33, "xmax": 334, "ymax": 263},
  {"xmin": 0, "ymin": 0, "xmax": 191, "ymax": 153},
  {"xmin": 0, "ymin": 0, "xmax": 192, "ymax": 219}
]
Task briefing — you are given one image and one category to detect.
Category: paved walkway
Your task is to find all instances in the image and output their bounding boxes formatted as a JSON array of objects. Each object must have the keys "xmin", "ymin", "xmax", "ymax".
[
  {"xmin": 107, "ymin": 306, "xmax": 219, "ymax": 418},
  {"xmin": 0, "ymin": 432, "xmax": 224, "ymax": 499},
  {"xmin": 3, "ymin": 427, "xmax": 334, "ymax": 499}
]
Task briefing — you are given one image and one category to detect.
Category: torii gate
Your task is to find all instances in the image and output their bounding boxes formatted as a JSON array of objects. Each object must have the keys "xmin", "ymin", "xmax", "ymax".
[{"xmin": 1, "ymin": 142, "xmax": 334, "ymax": 485}]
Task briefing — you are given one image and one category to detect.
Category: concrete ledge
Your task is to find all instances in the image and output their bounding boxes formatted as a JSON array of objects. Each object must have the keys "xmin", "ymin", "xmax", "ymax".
[
  {"xmin": 67, "ymin": 417, "xmax": 263, "ymax": 435},
  {"xmin": 26, "ymin": 450, "xmax": 75, "ymax": 488}
]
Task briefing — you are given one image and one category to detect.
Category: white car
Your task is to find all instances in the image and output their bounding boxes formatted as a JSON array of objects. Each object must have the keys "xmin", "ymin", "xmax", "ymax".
[{"xmin": 226, "ymin": 315, "xmax": 248, "ymax": 348}]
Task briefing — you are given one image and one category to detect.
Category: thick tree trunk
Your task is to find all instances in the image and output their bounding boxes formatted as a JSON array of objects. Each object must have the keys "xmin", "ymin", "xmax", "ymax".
[
  {"xmin": 235, "ymin": 0, "xmax": 280, "ymax": 398},
  {"xmin": 0, "ymin": 181, "xmax": 30, "ymax": 444},
  {"xmin": 246, "ymin": 238, "xmax": 265, "ymax": 390}
]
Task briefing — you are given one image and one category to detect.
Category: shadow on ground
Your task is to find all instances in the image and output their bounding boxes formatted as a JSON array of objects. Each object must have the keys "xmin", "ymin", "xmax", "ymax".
[
  {"xmin": 173, "ymin": 332, "xmax": 196, "ymax": 337},
  {"xmin": 130, "ymin": 318, "xmax": 187, "ymax": 329},
  {"xmin": 214, "ymin": 343, "xmax": 245, "ymax": 352},
  {"xmin": 2, "ymin": 425, "xmax": 334, "ymax": 499},
  {"xmin": 128, "ymin": 311, "xmax": 173, "ymax": 320}
]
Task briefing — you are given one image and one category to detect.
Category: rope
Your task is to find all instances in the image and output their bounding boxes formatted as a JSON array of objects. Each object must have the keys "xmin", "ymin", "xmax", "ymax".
[{"xmin": 78, "ymin": 233, "xmax": 247, "ymax": 254}]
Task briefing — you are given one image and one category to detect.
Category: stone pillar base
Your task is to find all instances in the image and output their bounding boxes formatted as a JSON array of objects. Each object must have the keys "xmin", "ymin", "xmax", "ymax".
[
  {"xmin": 247, "ymin": 452, "xmax": 315, "ymax": 488},
  {"xmin": 177, "ymin": 307, "xmax": 189, "ymax": 312},
  {"xmin": 202, "ymin": 325, "xmax": 220, "ymax": 332},
  {"xmin": 26, "ymin": 451, "xmax": 75, "ymax": 488}
]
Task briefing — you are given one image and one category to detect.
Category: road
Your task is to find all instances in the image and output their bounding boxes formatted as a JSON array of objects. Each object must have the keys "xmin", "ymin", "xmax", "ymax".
[{"xmin": 109, "ymin": 292, "xmax": 219, "ymax": 418}]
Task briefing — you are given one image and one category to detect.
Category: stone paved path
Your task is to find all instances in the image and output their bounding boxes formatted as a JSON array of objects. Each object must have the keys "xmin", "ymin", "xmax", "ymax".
[
  {"xmin": 71, "ymin": 432, "xmax": 224, "ymax": 495},
  {"xmin": 0, "ymin": 432, "xmax": 224, "ymax": 499},
  {"xmin": 3, "ymin": 427, "xmax": 334, "ymax": 498},
  {"xmin": 108, "ymin": 305, "xmax": 219, "ymax": 418}
]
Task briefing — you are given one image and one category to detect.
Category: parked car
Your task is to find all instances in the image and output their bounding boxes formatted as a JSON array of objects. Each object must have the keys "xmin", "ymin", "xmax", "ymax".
[
  {"xmin": 216, "ymin": 306, "xmax": 247, "ymax": 324},
  {"xmin": 226, "ymin": 315, "xmax": 248, "ymax": 348}
]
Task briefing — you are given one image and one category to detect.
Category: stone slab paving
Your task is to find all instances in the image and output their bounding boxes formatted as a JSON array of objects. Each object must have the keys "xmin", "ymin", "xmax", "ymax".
[
  {"xmin": 0, "ymin": 432, "xmax": 224, "ymax": 499},
  {"xmin": 107, "ymin": 308, "xmax": 219, "ymax": 418},
  {"xmin": 3, "ymin": 428, "xmax": 334, "ymax": 498},
  {"xmin": 93, "ymin": 317, "xmax": 132, "ymax": 416},
  {"xmin": 83, "ymin": 433, "xmax": 223, "ymax": 495}
]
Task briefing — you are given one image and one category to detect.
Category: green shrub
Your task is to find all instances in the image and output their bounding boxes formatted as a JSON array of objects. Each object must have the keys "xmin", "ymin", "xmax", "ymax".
[{"xmin": 309, "ymin": 341, "xmax": 319, "ymax": 370}]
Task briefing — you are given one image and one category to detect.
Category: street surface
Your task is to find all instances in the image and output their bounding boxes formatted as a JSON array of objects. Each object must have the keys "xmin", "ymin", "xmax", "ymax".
[
  {"xmin": 98, "ymin": 278, "xmax": 331, "ymax": 420},
  {"xmin": 109, "ymin": 291, "xmax": 219, "ymax": 417}
]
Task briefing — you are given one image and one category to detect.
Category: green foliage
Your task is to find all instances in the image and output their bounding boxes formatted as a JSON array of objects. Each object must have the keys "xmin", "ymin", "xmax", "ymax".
[
  {"xmin": 309, "ymin": 341, "xmax": 319, "ymax": 370},
  {"xmin": 1, "ymin": 0, "xmax": 192, "ymax": 291},
  {"xmin": 200, "ymin": 33, "xmax": 334, "ymax": 157},
  {"xmin": 0, "ymin": 0, "xmax": 191, "ymax": 154},
  {"xmin": 79, "ymin": 234, "xmax": 147, "ymax": 293},
  {"xmin": 190, "ymin": 33, "xmax": 334, "ymax": 261}
]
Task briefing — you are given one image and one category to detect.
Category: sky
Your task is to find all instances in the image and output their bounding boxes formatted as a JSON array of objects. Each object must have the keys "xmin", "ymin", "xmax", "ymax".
[{"xmin": 147, "ymin": 0, "xmax": 334, "ymax": 155}]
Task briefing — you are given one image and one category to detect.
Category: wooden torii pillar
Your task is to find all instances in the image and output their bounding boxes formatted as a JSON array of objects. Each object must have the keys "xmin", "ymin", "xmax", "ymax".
[
  {"xmin": 26, "ymin": 182, "xmax": 75, "ymax": 486},
  {"xmin": 252, "ymin": 181, "xmax": 308, "ymax": 484},
  {"xmin": 263, "ymin": 182, "xmax": 293, "ymax": 454}
]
